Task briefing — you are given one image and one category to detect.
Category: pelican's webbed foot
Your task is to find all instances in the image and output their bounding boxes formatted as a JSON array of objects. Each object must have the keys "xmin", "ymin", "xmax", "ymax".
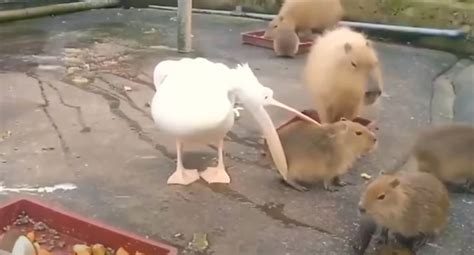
[
  {"xmin": 168, "ymin": 140, "xmax": 200, "ymax": 185},
  {"xmin": 200, "ymin": 139, "xmax": 230, "ymax": 184},
  {"xmin": 167, "ymin": 167, "xmax": 200, "ymax": 185},
  {"xmin": 200, "ymin": 166, "xmax": 230, "ymax": 184}
]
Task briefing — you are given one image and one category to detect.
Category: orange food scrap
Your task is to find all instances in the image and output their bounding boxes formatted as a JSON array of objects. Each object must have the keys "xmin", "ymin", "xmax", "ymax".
[
  {"xmin": 26, "ymin": 231, "xmax": 35, "ymax": 242},
  {"xmin": 115, "ymin": 247, "xmax": 130, "ymax": 255},
  {"xmin": 91, "ymin": 244, "xmax": 106, "ymax": 255},
  {"xmin": 135, "ymin": 252, "xmax": 145, "ymax": 255},
  {"xmin": 76, "ymin": 251, "xmax": 92, "ymax": 255},
  {"xmin": 73, "ymin": 244, "xmax": 92, "ymax": 255}
]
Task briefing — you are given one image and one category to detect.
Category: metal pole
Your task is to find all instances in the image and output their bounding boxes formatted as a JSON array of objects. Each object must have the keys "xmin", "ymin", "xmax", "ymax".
[{"xmin": 177, "ymin": 0, "xmax": 192, "ymax": 53}]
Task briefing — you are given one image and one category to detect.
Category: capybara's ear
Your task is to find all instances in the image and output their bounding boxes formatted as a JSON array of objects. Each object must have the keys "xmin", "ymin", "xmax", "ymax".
[
  {"xmin": 367, "ymin": 121, "xmax": 379, "ymax": 132},
  {"xmin": 389, "ymin": 178, "xmax": 400, "ymax": 188}
]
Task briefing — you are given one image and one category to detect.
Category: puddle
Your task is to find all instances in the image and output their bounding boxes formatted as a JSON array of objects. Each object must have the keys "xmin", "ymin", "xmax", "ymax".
[
  {"xmin": 66, "ymin": 21, "xmax": 164, "ymax": 49},
  {"xmin": 0, "ymin": 27, "xmax": 48, "ymax": 55},
  {"xmin": 0, "ymin": 12, "xmax": 166, "ymax": 75}
]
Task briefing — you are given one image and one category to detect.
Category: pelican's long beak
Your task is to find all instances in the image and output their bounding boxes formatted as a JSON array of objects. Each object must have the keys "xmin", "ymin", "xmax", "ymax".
[
  {"xmin": 266, "ymin": 99, "xmax": 321, "ymax": 126},
  {"xmin": 250, "ymin": 99, "xmax": 320, "ymax": 180}
]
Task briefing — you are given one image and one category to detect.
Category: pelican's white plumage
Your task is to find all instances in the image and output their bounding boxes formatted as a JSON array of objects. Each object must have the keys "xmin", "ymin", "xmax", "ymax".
[
  {"xmin": 151, "ymin": 57, "xmax": 320, "ymax": 185},
  {"xmin": 152, "ymin": 58, "xmax": 235, "ymax": 141}
]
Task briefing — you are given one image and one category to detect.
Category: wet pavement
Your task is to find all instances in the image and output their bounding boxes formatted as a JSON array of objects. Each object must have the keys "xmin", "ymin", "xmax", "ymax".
[{"xmin": 0, "ymin": 8, "xmax": 473, "ymax": 255}]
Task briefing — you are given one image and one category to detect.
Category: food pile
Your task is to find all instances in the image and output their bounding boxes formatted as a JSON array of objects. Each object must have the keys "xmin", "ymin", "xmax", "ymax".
[
  {"xmin": 0, "ymin": 212, "xmax": 147, "ymax": 255},
  {"xmin": 72, "ymin": 244, "xmax": 144, "ymax": 255},
  {"xmin": 25, "ymin": 234, "xmax": 145, "ymax": 255}
]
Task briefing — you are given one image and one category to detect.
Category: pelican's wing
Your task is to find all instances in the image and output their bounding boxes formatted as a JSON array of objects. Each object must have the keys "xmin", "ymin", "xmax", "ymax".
[
  {"xmin": 153, "ymin": 58, "xmax": 206, "ymax": 90},
  {"xmin": 154, "ymin": 57, "xmax": 235, "ymax": 105},
  {"xmin": 153, "ymin": 60, "xmax": 174, "ymax": 90},
  {"xmin": 152, "ymin": 59, "xmax": 235, "ymax": 133},
  {"xmin": 157, "ymin": 59, "xmax": 232, "ymax": 105}
]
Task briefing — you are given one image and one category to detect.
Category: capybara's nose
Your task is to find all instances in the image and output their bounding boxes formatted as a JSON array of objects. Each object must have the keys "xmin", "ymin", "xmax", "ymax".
[{"xmin": 358, "ymin": 206, "xmax": 366, "ymax": 214}]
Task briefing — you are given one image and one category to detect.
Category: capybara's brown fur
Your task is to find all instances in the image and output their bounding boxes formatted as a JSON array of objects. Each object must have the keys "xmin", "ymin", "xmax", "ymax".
[
  {"xmin": 263, "ymin": 0, "xmax": 344, "ymax": 40},
  {"xmin": 273, "ymin": 23, "xmax": 300, "ymax": 58},
  {"xmin": 275, "ymin": 118, "xmax": 377, "ymax": 191},
  {"xmin": 359, "ymin": 171, "xmax": 450, "ymax": 250},
  {"xmin": 304, "ymin": 27, "xmax": 383, "ymax": 123},
  {"xmin": 412, "ymin": 124, "xmax": 474, "ymax": 191},
  {"xmin": 375, "ymin": 244, "xmax": 415, "ymax": 255}
]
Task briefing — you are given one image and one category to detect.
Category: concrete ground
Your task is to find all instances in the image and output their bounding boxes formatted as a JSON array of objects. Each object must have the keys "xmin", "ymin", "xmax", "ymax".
[{"xmin": 0, "ymin": 8, "xmax": 473, "ymax": 255}]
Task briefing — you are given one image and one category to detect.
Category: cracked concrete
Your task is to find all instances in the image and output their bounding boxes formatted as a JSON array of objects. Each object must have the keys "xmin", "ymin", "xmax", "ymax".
[{"xmin": 0, "ymin": 8, "xmax": 473, "ymax": 255}]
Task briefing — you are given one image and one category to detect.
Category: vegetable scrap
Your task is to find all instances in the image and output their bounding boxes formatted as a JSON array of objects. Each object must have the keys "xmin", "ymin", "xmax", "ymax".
[
  {"xmin": 0, "ymin": 231, "xmax": 147, "ymax": 255},
  {"xmin": 0, "ymin": 212, "xmax": 147, "ymax": 255}
]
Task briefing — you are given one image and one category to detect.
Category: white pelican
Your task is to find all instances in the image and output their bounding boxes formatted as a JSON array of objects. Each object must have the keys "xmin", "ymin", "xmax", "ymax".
[{"xmin": 151, "ymin": 58, "xmax": 320, "ymax": 185}]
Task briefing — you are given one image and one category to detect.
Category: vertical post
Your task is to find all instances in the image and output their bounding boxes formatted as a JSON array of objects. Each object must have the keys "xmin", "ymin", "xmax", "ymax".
[{"xmin": 177, "ymin": 0, "xmax": 192, "ymax": 53}]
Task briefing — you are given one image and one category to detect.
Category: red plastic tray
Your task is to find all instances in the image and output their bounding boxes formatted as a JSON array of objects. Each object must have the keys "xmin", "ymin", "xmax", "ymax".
[
  {"xmin": 241, "ymin": 30, "xmax": 313, "ymax": 54},
  {"xmin": 0, "ymin": 198, "xmax": 178, "ymax": 255},
  {"xmin": 276, "ymin": 109, "xmax": 374, "ymax": 131}
]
